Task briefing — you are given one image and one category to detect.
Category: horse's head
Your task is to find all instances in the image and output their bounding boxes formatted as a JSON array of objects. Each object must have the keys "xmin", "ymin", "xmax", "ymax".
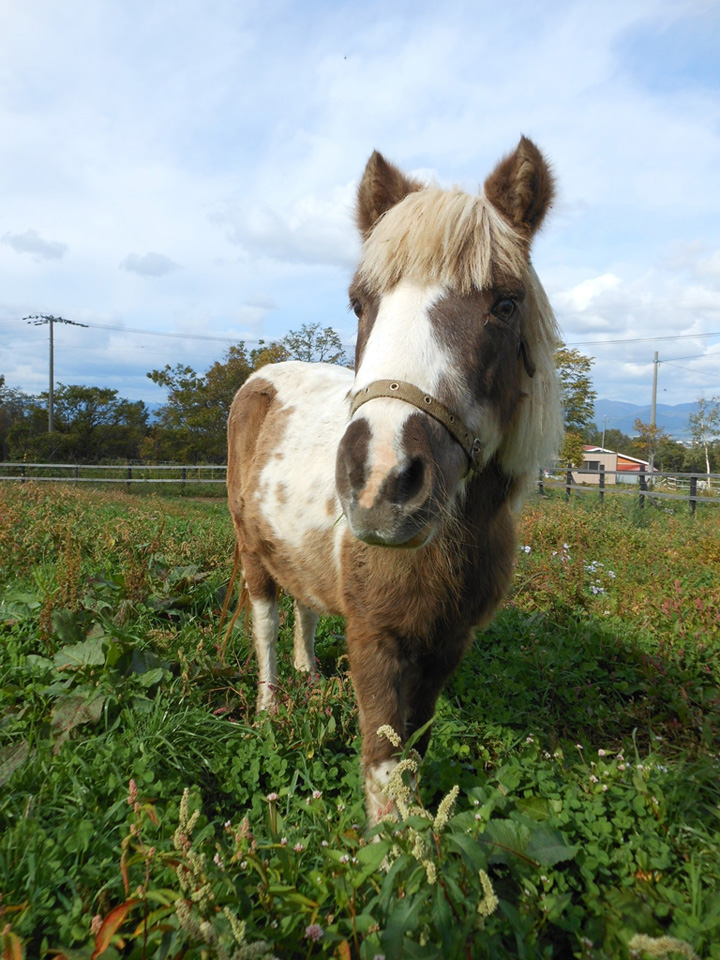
[{"xmin": 336, "ymin": 138, "xmax": 562, "ymax": 548}]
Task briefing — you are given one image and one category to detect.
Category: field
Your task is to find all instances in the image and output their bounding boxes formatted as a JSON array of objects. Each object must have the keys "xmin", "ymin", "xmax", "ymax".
[{"xmin": 1, "ymin": 484, "xmax": 719, "ymax": 959}]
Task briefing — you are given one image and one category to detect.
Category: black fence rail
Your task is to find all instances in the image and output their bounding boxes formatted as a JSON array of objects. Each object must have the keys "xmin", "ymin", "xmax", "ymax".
[
  {"xmin": 538, "ymin": 466, "xmax": 720, "ymax": 514},
  {"xmin": 0, "ymin": 462, "xmax": 227, "ymax": 492}
]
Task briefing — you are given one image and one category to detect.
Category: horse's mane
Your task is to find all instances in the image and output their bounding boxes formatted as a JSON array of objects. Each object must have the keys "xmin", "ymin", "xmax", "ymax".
[
  {"xmin": 359, "ymin": 187, "xmax": 526, "ymax": 295},
  {"xmin": 359, "ymin": 186, "xmax": 563, "ymax": 485},
  {"xmin": 500, "ymin": 265, "xmax": 563, "ymax": 485}
]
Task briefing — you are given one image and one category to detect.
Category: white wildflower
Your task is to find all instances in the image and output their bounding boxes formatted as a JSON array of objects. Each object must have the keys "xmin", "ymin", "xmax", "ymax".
[
  {"xmin": 627, "ymin": 934, "xmax": 700, "ymax": 960},
  {"xmin": 477, "ymin": 870, "xmax": 499, "ymax": 920},
  {"xmin": 377, "ymin": 725, "xmax": 402, "ymax": 748},
  {"xmin": 433, "ymin": 785, "xmax": 460, "ymax": 832}
]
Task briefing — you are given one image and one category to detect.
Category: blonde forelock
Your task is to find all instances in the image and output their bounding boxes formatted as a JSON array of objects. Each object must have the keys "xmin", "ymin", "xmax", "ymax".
[{"xmin": 358, "ymin": 188, "xmax": 528, "ymax": 296}]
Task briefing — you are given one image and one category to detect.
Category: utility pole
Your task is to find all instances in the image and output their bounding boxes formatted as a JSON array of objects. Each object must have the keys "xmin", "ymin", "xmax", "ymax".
[
  {"xmin": 649, "ymin": 351, "xmax": 659, "ymax": 473},
  {"xmin": 601, "ymin": 415, "xmax": 607, "ymax": 450},
  {"xmin": 24, "ymin": 314, "xmax": 89, "ymax": 432}
]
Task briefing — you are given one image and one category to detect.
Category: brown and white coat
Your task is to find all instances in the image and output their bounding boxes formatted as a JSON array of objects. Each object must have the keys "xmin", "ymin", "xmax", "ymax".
[{"xmin": 227, "ymin": 137, "xmax": 563, "ymax": 822}]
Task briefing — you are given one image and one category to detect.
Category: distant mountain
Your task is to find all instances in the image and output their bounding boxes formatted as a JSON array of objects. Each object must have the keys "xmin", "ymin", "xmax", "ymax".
[{"xmin": 593, "ymin": 399, "xmax": 698, "ymax": 440}]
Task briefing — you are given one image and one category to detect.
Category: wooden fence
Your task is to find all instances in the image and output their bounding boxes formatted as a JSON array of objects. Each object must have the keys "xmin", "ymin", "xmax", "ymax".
[
  {"xmin": 539, "ymin": 466, "xmax": 720, "ymax": 514},
  {"xmin": 0, "ymin": 462, "xmax": 226, "ymax": 492},
  {"xmin": 2, "ymin": 462, "xmax": 719, "ymax": 513}
]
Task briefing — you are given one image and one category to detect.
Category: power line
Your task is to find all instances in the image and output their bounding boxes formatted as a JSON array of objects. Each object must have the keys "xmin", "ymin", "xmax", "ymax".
[
  {"xmin": 3, "ymin": 314, "xmax": 720, "ymax": 349},
  {"xmin": 663, "ymin": 353, "xmax": 715, "ymax": 362},
  {"xmin": 565, "ymin": 331, "xmax": 720, "ymax": 347},
  {"xmin": 662, "ymin": 361, "xmax": 720, "ymax": 384},
  {"xmin": 0, "ymin": 317, "xmax": 263, "ymax": 344},
  {"xmin": 65, "ymin": 319, "xmax": 261, "ymax": 344}
]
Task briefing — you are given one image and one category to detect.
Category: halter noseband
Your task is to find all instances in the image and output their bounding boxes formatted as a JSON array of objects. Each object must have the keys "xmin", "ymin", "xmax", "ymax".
[{"xmin": 349, "ymin": 380, "xmax": 482, "ymax": 474}]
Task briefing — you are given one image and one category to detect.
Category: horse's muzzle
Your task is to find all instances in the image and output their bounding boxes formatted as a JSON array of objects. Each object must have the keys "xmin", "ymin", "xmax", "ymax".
[{"xmin": 335, "ymin": 415, "xmax": 446, "ymax": 548}]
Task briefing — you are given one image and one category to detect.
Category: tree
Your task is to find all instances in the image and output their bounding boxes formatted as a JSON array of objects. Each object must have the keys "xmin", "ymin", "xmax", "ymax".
[
  {"xmin": 585, "ymin": 425, "xmax": 633, "ymax": 453},
  {"xmin": 0, "ymin": 376, "xmax": 32, "ymax": 461},
  {"xmin": 147, "ymin": 344, "xmax": 254, "ymax": 462},
  {"xmin": 147, "ymin": 325, "xmax": 349, "ymax": 462},
  {"xmin": 687, "ymin": 395, "xmax": 720, "ymax": 479},
  {"xmin": 554, "ymin": 345, "xmax": 596, "ymax": 471},
  {"xmin": 279, "ymin": 323, "xmax": 348, "ymax": 365},
  {"xmin": 652, "ymin": 436, "xmax": 687, "ymax": 472},
  {"xmin": 250, "ymin": 340, "xmax": 291, "ymax": 370},
  {"xmin": 555, "ymin": 345, "xmax": 597, "ymax": 432},
  {"xmin": 55, "ymin": 385, "xmax": 148, "ymax": 461},
  {"xmin": 629, "ymin": 419, "xmax": 670, "ymax": 466},
  {"xmin": 5, "ymin": 384, "xmax": 148, "ymax": 462},
  {"xmin": 603, "ymin": 428, "xmax": 632, "ymax": 452},
  {"xmin": 561, "ymin": 431, "xmax": 586, "ymax": 467}
]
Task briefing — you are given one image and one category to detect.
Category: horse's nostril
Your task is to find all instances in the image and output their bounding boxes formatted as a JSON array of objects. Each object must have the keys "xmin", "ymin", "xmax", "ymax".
[
  {"xmin": 346, "ymin": 451, "xmax": 366, "ymax": 494},
  {"xmin": 336, "ymin": 419, "xmax": 370, "ymax": 499},
  {"xmin": 391, "ymin": 457, "xmax": 425, "ymax": 505}
]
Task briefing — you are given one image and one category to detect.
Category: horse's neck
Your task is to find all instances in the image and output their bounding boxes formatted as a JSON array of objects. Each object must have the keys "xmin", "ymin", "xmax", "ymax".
[{"xmin": 459, "ymin": 458, "xmax": 518, "ymax": 521}]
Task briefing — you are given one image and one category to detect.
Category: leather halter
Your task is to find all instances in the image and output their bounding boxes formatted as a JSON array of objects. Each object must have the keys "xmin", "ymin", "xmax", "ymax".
[{"xmin": 349, "ymin": 379, "xmax": 482, "ymax": 473}]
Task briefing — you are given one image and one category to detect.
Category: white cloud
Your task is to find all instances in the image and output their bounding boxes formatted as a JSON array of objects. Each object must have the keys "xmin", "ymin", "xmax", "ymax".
[
  {"xmin": 2, "ymin": 229, "xmax": 67, "ymax": 261},
  {"xmin": 551, "ymin": 248, "xmax": 720, "ymax": 403},
  {"xmin": 694, "ymin": 250, "xmax": 720, "ymax": 282},
  {"xmin": 216, "ymin": 181, "xmax": 359, "ymax": 267},
  {"xmin": 558, "ymin": 274, "xmax": 623, "ymax": 313},
  {"xmin": 120, "ymin": 252, "xmax": 179, "ymax": 278}
]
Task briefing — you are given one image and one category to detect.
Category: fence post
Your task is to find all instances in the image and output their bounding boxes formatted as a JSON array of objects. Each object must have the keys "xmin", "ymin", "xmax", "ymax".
[
  {"xmin": 74, "ymin": 466, "xmax": 79, "ymax": 484},
  {"xmin": 599, "ymin": 464, "xmax": 605, "ymax": 504},
  {"xmin": 538, "ymin": 467, "xmax": 544, "ymax": 497},
  {"xmin": 565, "ymin": 464, "xmax": 573, "ymax": 502},
  {"xmin": 689, "ymin": 474, "xmax": 698, "ymax": 516},
  {"xmin": 126, "ymin": 465, "xmax": 132, "ymax": 492},
  {"xmin": 181, "ymin": 466, "xmax": 187, "ymax": 490},
  {"xmin": 639, "ymin": 468, "xmax": 646, "ymax": 509},
  {"xmin": 21, "ymin": 463, "xmax": 26, "ymax": 485}
]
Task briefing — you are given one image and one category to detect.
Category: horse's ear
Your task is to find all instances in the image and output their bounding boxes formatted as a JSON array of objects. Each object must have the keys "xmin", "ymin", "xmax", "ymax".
[
  {"xmin": 356, "ymin": 151, "xmax": 423, "ymax": 238},
  {"xmin": 483, "ymin": 136, "xmax": 554, "ymax": 239}
]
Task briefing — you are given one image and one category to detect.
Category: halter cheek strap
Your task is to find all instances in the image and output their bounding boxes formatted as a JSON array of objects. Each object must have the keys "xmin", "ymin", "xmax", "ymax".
[{"xmin": 349, "ymin": 379, "xmax": 482, "ymax": 472}]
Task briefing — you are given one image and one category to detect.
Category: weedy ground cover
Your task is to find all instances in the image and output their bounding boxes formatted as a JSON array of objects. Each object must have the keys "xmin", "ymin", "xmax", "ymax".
[{"xmin": 0, "ymin": 484, "xmax": 718, "ymax": 959}]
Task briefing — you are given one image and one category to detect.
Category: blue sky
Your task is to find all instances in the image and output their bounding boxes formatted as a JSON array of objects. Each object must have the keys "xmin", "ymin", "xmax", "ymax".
[{"xmin": 1, "ymin": 0, "xmax": 719, "ymax": 413}]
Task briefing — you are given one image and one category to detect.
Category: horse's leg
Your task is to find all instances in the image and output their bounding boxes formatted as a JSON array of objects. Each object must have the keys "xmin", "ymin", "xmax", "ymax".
[
  {"xmin": 403, "ymin": 635, "xmax": 471, "ymax": 755},
  {"xmin": 350, "ymin": 630, "xmax": 471, "ymax": 822},
  {"xmin": 241, "ymin": 550, "xmax": 279, "ymax": 713},
  {"xmin": 293, "ymin": 601, "xmax": 318, "ymax": 674},
  {"xmin": 346, "ymin": 628, "xmax": 409, "ymax": 823}
]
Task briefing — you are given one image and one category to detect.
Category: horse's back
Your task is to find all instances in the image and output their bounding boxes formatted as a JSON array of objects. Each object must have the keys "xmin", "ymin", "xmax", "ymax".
[{"xmin": 228, "ymin": 361, "xmax": 353, "ymax": 481}]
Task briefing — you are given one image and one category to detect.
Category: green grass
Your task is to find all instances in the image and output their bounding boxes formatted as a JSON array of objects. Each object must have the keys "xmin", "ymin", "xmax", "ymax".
[{"xmin": 0, "ymin": 484, "xmax": 718, "ymax": 959}]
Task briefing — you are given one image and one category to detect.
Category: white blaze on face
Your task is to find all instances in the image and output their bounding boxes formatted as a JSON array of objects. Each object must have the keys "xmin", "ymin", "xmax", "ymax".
[
  {"xmin": 354, "ymin": 279, "xmax": 510, "ymax": 471},
  {"xmin": 352, "ymin": 280, "xmax": 462, "ymax": 504},
  {"xmin": 355, "ymin": 280, "xmax": 454, "ymax": 394}
]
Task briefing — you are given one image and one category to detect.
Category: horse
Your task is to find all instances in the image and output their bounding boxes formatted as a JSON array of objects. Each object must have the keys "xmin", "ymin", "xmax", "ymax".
[{"xmin": 227, "ymin": 137, "xmax": 563, "ymax": 823}]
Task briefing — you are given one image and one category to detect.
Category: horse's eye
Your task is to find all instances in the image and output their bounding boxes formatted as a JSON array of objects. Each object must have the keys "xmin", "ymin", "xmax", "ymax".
[
  {"xmin": 492, "ymin": 297, "xmax": 517, "ymax": 322},
  {"xmin": 350, "ymin": 298, "xmax": 363, "ymax": 319}
]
